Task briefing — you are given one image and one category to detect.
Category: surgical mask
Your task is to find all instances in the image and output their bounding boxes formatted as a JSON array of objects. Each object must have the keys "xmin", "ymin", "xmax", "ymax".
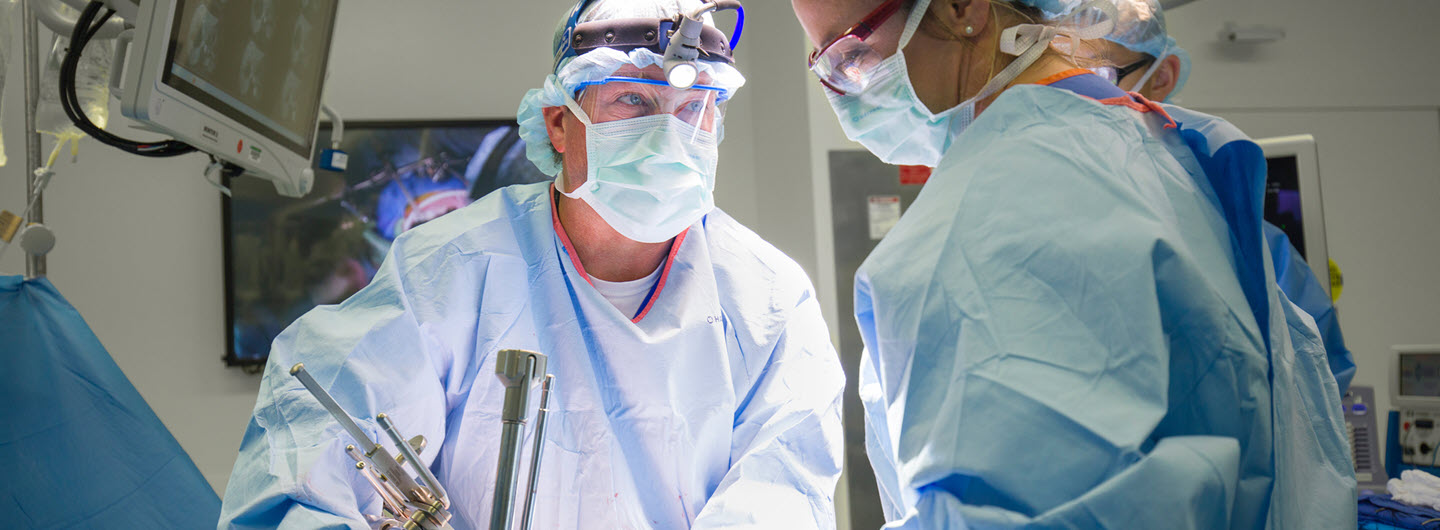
[
  {"xmin": 823, "ymin": 0, "xmax": 1117, "ymax": 167},
  {"xmin": 558, "ymin": 94, "xmax": 719, "ymax": 244}
]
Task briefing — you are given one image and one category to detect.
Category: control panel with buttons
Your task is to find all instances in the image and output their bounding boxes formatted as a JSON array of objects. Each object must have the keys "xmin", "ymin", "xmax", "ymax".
[{"xmin": 1400, "ymin": 409, "xmax": 1440, "ymax": 466}]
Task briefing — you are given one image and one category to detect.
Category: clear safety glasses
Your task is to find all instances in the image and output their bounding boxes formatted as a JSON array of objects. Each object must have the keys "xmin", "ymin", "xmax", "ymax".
[
  {"xmin": 573, "ymin": 76, "xmax": 729, "ymax": 133},
  {"xmin": 807, "ymin": 0, "xmax": 906, "ymax": 95}
]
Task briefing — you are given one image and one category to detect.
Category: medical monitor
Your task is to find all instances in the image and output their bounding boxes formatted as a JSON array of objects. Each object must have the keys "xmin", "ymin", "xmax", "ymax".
[
  {"xmin": 221, "ymin": 120, "xmax": 551, "ymax": 368},
  {"xmin": 121, "ymin": 0, "xmax": 340, "ymax": 197},
  {"xmin": 1257, "ymin": 134, "xmax": 1330, "ymax": 296},
  {"xmin": 1392, "ymin": 346, "xmax": 1440, "ymax": 410}
]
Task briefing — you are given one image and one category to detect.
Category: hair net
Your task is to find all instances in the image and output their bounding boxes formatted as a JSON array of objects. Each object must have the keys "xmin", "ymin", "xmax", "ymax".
[
  {"xmin": 516, "ymin": 0, "xmax": 746, "ymax": 176},
  {"xmin": 1065, "ymin": 0, "xmax": 1191, "ymax": 99}
]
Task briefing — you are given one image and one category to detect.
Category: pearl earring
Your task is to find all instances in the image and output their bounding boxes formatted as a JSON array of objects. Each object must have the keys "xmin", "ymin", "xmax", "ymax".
[{"xmin": 964, "ymin": 25, "xmax": 975, "ymax": 35}]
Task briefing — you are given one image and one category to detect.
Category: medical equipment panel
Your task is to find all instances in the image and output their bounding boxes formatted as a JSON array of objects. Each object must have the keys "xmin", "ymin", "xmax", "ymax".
[
  {"xmin": 120, "ymin": 0, "xmax": 340, "ymax": 197},
  {"xmin": 1345, "ymin": 385, "xmax": 1387, "ymax": 494},
  {"xmin": 1391, "ymin": 346, "xmax": 1440, "ymax": 467}
]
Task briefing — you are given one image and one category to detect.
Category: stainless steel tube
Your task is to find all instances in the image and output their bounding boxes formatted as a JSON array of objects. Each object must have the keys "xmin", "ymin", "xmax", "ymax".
[
  {"xmin": 519, "ymin": 375, "xmax": 554, "ymax": 530},
  {"xmin": 291, "ymin": 364, "xmax": 382, "ymax": 456},
  {"xmin": 490, "ymin": 421, "xmax": 524, "ymax": 530},
  {"xmin": 20, "ymin": 0, "xmax": 45, "ymax": 278},
  {"xmin": 490, "ymin": 350, "xmax": 546, "ymax": 530},
  {"xmin": 378, "ymin": 413, "xmax": 449, "ymax": 507},
  {"xmin": 289, "ymin": 364, "xmax": 426, "ymax": 500}
]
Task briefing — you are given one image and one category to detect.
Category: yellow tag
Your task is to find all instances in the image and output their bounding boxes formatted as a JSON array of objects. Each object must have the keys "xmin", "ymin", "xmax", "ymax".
[
  {"xmin": 1329, "ymin": 259, "xmax": 1344, "ymax": 303},
  {"xmin": 0, "ymin": 210, "xmax": 21, "ymax": 243}
]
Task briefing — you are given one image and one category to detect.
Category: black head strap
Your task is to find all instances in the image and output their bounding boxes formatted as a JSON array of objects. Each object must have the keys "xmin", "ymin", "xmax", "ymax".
[{"xmin": 569, "ymin": 17, "xmax": 734, "ymax": 64}]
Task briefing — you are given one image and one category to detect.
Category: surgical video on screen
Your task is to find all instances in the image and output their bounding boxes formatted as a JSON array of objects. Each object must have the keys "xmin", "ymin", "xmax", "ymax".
[
  {"xmin": 224, "ymin": 123, "xmax": 551, "ymax": 365},
  {"xmin": 1264, "ymin": 155, "xmax": 1306, "ymax": 259},
  {"xmin": 1401, "ymin": 354, "xmax": 1440, "ymax": 397}
]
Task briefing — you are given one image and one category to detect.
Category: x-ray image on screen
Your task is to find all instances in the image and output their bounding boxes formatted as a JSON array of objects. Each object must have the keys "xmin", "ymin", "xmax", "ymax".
[
  {"xmin": 250, "ymin": 0, "xmax": 276, "ymax": 41},
  {"xmin": 181, "ymin": 3, "xmax": 218, "ymax": 74},
  {"xmin": 290, "ymin": 15, "xmax": 312, "ymax": 66},
  {"xmin": 164, "ymin": 0, "xmax": 338, "ymax": 156},
  {"xmin": 238, "ymin": 41, "xmax": 264, "ymax": 101},
  {"xmin": 279, "ymin": 72, "xmax": 301, "ymax": 123}
]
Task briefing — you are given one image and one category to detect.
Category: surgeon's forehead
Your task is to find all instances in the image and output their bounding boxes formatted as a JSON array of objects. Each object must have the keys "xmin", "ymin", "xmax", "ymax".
[{"xmin": 610, "ymin": 64, "xmax": 715, "ymax": 85}]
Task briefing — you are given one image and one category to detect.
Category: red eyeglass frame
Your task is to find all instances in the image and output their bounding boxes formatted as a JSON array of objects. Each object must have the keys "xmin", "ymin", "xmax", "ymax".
[{"xmin": 806, "ymin": 0, "xmax": 908, "ymax": 94}]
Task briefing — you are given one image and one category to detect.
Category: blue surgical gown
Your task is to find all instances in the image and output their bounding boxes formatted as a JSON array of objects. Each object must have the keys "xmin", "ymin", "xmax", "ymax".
[
  {"xmin": 855, "ymin": 81, "xmax": 1356, "ymax": 528},
  {"xmin": 1159, "ymin": 107, "xmax": 1356, "ymax": 395},
  {"xmin": 218, "ymin": 182, "xmax": 845, "ymax": 529},
  {"xmin": 1264, "ymin": 218, "xmax": 1355, "ymax": 393}
]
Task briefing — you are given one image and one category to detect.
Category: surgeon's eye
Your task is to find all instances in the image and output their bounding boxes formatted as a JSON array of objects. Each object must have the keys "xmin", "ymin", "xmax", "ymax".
[
  {"xmin": 607, "ymin": 92, "xmax": 655, "ymax": 120},
  {"xmin": 671, "ymin": 100, "xmax": 705, "ymax": 124}
]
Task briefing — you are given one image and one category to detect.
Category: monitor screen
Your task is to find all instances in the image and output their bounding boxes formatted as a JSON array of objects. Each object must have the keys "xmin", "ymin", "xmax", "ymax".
[
  {"xmin": 163, "ymin": 0, "xmax": 339, "ymax": 157},
  {"xmin": 1400, "ymin": 353, "xmax": 1440, "ymax": 398},
  {"xmin": 222, "ymin": 121, "xmax": 552, "ymax": 367},
  {"xmin": 1264, "ymin": 155, "xmax": 1307, "ymax": 260}
]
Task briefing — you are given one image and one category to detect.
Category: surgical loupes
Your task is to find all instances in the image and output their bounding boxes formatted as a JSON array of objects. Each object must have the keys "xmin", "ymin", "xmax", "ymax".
[
  {"xmin": 490, "ymin": 349, "xmax": 555, "ymax": 530},
  {"xmin": 289, "ymin": 363, "xmax": 454, "ymax": 530}
]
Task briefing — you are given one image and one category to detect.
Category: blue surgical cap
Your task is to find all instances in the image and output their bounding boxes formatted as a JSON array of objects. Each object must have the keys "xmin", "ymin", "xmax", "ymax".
[
  {"xmin": 518, "ymin": 0, "xmax": 745, "ymax": 176},
  {"xmin": 1025, "ymin": 0, "xmax": 1190, "ymax": 98},
  {"xmin": 1104, "ymin": 0, "xmax": 1189, "ymax": 97},
  {"xmin": 1012, "ymin": 0, "xmax": 1089, "ymax": 18}
]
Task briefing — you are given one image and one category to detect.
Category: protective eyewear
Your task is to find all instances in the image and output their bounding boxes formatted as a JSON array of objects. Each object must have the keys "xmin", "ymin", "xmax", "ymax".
[
  {"xmin": 573, "ymin": 76, "xmax": 727, "ymax": 132},
  {"xmin": 1107, "ymin": 56, "xmax": 1156, "ymax": 88},
  {"xmin": 806, "ymin": 0, "xmax": 906, "ymax": 95}
]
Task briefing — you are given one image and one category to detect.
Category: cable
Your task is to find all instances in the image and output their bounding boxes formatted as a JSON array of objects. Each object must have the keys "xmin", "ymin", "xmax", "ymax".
[
  {"xmin": 59, "ymin": 2, "xmax": 197, "ymax": 157},
  {"xmin": 63, "ymin": 3, "xmax": 190, "ymax": 155}
]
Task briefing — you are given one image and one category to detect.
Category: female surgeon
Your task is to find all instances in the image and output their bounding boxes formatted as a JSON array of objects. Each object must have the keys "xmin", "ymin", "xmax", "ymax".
[{"xmin": 790, "ymin": 0, "xmax": 1356, "ymax": 527}]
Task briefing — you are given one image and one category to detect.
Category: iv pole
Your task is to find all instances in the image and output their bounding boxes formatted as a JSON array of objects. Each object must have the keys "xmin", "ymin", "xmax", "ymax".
[{"xmin": 21, "ymin": 0, "xmax": 46, "ymax": 278}]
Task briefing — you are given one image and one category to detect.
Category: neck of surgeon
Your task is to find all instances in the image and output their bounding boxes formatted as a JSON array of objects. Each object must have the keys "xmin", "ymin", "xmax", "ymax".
[{"xmin": 554, "ymin": 178, "xmax": 672, "ymax": 283}]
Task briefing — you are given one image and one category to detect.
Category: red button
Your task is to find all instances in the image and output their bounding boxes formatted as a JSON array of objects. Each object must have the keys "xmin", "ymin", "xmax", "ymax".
[{"xmin": 237, "ymin": 140, "xmax": 243, "ymax": 153}]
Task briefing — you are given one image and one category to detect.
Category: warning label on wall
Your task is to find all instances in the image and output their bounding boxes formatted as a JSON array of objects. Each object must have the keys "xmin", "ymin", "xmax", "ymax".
[{"xmin": 868, "ymin": 195, "xmax": 902, "ymax": 240}]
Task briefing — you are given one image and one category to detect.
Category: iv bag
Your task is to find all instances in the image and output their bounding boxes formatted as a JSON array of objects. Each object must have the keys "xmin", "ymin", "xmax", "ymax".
[
  {"xmin": 0, "ymin": 0, "xmax": 18, "ymax": 167},
  {"xmin": 36, "ymin": 31, "xmax": 113, "ymax": 156}
]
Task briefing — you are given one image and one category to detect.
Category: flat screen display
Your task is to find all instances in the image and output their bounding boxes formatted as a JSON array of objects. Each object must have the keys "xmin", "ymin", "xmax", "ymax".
[
  {"xmin": 221, "ymin": 121, "xmax": 552, "ymax": 367},
  {"xmin": 1264, "ymin": 155, "xmax": 1306, "ymax": 260},
  {"xmin": 163, "ymin": 0, "xmax": 339, "ymax": 156},
  {"xmin": 1400, "ymin": 353, "xmax": 1440, "ymax": 398}
]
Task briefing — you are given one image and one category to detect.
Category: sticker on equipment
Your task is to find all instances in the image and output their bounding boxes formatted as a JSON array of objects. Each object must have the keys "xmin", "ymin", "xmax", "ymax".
[{"xmin": 868, "ymin": 195, "xmax": 901, "ymax": 240}]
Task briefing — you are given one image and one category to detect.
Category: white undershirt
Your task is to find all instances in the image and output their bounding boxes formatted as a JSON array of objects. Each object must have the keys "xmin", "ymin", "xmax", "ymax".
[{"xmin": 588, "ymin": 263, "xmax": 664, "ymax": 319}]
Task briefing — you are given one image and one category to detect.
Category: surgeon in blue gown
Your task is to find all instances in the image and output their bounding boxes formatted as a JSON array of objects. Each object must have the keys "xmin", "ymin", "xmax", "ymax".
[
  {"xmin": 792, "ymin": 0, "xmax": 1354, "ymax": 527},
  {"xmin": 1085, "ymin": 0, "xmax": 1355, "ymax": 393},
  {"xmin": 218, "ymin": 1, "xmax": 845, "ymax": 528}
]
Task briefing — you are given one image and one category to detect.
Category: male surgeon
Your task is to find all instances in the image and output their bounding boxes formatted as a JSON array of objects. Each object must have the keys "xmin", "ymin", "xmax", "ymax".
[{"xmin": 218, "ymin": 0, "xmax": 845, "ymax": 528}]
